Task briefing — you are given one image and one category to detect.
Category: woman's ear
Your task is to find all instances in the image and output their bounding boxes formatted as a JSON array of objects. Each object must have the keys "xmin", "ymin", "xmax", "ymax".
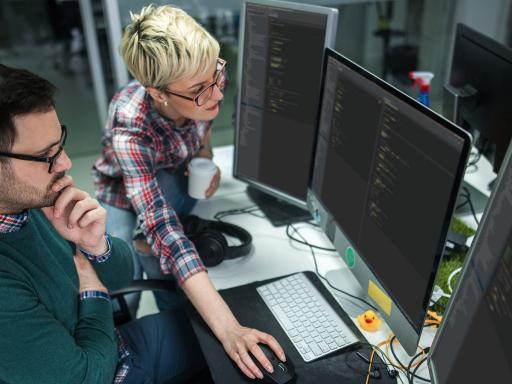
[{"xmin": 146, "ymin": 86, "xmax": 167, "ymax": 104}]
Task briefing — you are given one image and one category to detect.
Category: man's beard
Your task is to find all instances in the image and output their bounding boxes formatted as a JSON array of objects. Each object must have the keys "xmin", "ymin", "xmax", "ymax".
[{"xmin": 0, "ymin": 167, "xmax": 66, "ymax": 212}]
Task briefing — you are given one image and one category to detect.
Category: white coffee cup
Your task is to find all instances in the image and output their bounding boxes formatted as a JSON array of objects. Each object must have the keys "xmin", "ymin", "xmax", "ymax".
[{"xmin": 187, "ymin": 158, "xmax": 218, "ymax": 199}]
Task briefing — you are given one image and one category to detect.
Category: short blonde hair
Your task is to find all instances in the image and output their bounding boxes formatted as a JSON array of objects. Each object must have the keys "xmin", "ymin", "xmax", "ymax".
[{"xmin": 120, "ymin": 5, "xmax": 220, "ymax": 88}]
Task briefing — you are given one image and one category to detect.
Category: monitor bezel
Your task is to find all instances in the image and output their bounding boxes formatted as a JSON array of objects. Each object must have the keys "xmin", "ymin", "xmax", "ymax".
[
  {"xmin": 308, "ymin": 47, "xmax": 472, "ymax": 354},
  {"xmin": 450, "ymin": 23, "xmax": 512, "ymax": 83},
  {"xmin": 446, "ymin": 22, "xmax": 512, "ymax": 173},
  {"xmin": 233, "ymin": 0, "xmax": 338, "ymax": 208},
  {"xmin": 428, "ymin": 116, "xmax": 512, "ymax": 384}
]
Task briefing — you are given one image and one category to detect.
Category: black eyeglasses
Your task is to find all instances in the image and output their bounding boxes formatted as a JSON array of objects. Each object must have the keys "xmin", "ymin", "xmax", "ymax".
[
  {"xmin": 163, "ymin": 58, "xmax": 227, "ymax": 107},
  {"xmin": 0, "ymin": 124, "xmax": 67, "ymax": 173}
]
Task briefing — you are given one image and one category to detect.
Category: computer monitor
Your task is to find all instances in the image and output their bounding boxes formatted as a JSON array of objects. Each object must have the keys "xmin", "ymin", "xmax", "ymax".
[
  {"xmin": 428, "ymin": 140, "xmax": 512, "ymax": 383},
  {"xmin": 444, "ymin": 23, "xmax": 512, "ymax": 174},
  {"xmin": 307, "ymin": 48, "xmax": 471, "ymax": 355},
  {"xmin": 234, "ymin": 0, "xmax": 338, "ymax": 226}
]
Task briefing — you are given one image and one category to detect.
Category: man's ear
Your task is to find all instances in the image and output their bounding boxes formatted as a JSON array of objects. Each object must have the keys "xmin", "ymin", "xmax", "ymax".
[{"xmin": 146, "ymin": 87, "xmax": 167, "ymax": 104}]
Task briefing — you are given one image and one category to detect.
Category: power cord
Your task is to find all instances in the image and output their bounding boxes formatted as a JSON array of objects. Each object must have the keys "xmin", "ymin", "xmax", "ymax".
[
  {"xmin": 467, "ymin": 149, "xmax": 481, "ymax": 168},
  {"xmin": 447, "ymin": 267, "xmax": 462, "ymax": 294},
  {"xmin": 285, "ymin": 223, "xmax": 337, "ymax": 252},
  {"xmin": 356, "ymin": 343, "xmax": 406, "ymax": 384},
  {"xmin": 214, "ymin": 205, "xmax": 266, "ymax": 221},
  {"xmin": 287, "ymin": 223, "xmax": 379, "ymax": 312},
  {"xmin": 388, "ymin": 335, "xmax": 431, "ymax": 383},
  {"xmin": 457, "ymin": 186, "xmax": 480, "ymax": 225},
  {"xmin": 408, "ymin": 354, "xmax": 429, "ymax": 384},
  {"xmin": 405, "ymin": 347, "xmax": 430, "ymax": 384}
]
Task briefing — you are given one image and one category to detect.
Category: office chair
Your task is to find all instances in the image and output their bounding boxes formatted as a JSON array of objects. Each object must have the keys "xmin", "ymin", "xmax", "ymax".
[{"xmin": 110, "ymin": 279, "xmax": 177, "ymax": 325}]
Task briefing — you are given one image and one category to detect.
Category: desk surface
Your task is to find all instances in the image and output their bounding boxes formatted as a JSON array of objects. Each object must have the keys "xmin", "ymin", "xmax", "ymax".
[{"xmin": 192, "ymin": 145, "xmax": 446, "ymax": 383}]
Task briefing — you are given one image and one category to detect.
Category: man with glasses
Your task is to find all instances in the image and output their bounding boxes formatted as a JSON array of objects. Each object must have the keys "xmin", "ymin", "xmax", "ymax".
[
  {"xmin": 92, "ymin": 4, "xmax": 285, "ymax": 381},
  {"xmin": 0, "ymin": 64, "xmax": 210, "ymax": 383}
]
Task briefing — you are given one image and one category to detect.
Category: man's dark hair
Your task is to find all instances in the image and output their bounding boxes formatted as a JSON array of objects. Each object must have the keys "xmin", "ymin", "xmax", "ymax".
[{"xmin": 0, "ymin": 64, "xmax": 57, "ymax": 159}]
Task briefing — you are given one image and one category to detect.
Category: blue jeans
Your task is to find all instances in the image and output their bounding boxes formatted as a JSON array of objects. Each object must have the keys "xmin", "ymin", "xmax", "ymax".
[
  {"xmin": 103, "ymin": 167, "xmax": 197, "ymax": 312},
  {"xmin": 119, "ymin": 308, "xmax": 206, "ymax": 383}
]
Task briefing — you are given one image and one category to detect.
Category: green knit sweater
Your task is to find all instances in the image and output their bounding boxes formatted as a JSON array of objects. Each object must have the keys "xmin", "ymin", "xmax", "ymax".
[{"xmin": 0, "ymin": 209, "xmax": 133, "ymax": 384}]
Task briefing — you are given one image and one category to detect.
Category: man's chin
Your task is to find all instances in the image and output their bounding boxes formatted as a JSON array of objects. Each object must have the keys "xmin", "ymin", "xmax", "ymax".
[{"xmin": 37, "ymin": 191, "xmax": 60, "ymax": 209}]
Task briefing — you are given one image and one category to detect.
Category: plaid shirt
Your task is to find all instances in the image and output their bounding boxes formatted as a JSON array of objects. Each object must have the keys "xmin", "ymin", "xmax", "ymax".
[
  {"xmin": 0, "ymin": 212, "xmax": 130, "ymax": 383},
  {"xmin": 92, "ymin": 80, "xmax": 208, "ymax": 284}
]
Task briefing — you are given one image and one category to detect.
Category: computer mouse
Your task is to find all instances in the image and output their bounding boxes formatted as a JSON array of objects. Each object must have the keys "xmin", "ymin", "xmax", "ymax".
[{"xmin": 250, "ymin": 343, "xmax": 295, "ymax": 384}]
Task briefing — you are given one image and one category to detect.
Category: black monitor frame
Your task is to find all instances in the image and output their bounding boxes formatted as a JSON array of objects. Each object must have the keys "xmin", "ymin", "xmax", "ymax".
[
  {"xmin": 428, "ymin": 124, "xmax": 512, "ymax": 384},
  {"xmin": 307, "ymin": 48, "xmax": 472, "ymax": 355},
  {"xmin": 444, "ymin": 23, "xmax": 512, "ymax": 174}
]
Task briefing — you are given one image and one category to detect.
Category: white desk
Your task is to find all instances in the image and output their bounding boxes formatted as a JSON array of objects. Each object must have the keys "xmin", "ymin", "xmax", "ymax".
[
  {"xmin": 193, "ymin": 145, "xmax": 434, "ymax": 383},
  {"xmin": 456, "ymin": 148, "xmax": 495, "ymax": 242},
  {"xmin": 463, "ymin": 148, "xmax": 496, "ymax": 199}
]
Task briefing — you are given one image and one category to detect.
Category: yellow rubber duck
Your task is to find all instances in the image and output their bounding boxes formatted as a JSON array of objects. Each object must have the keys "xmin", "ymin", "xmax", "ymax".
[{"xmin": 357, "ymin": 310, "xmax": 382, "ymax": 332}]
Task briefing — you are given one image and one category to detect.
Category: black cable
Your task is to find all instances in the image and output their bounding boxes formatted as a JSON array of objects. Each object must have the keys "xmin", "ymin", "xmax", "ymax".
[
  {"xmin": 406, "ymin": 349, "xmax": 427, "ymax": 384},
  {"xmin": 388, "ymin": 336, "xmax": 430, "ymax": 383},
  {"xmin": 409, "ymin": 356, "xmax": 429, "ymax": 384},
  {"xmin": 461, "ymin": 186, "xmax": 480, "ymax": 225},
  {"xmin": 288, "ymin": 223, "xmax": 379, "ymax": 311},
  {"xmin": 467, "ymin": 150, "xmax": 481, "ymax": 168},
  {"xmin": 345, "ymin": 344, "xmax": 405, "ymax": 383},
  {"xmin": 285, "ymin": 223, "xmax": 337, "ymax": 252},
  {"xmin": 456, "ymin": 193, "xmax": 470, "ymax": 210},
  {"xmin": 357, "ymin": 342, "xmax": 406, "ymax": 384},
  {"xmin": 214, "ymin": 205, "xmax": 265, "ymax": 221}
]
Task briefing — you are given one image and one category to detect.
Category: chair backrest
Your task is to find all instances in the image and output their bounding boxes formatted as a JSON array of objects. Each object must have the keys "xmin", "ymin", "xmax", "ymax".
[{"xmin": 111, "ymin": 279, "xmax": 178, "ymax": 325}]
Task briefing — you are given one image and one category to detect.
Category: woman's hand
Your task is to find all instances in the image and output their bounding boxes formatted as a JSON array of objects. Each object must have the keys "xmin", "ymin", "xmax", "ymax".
[
  {"xmin": 220, "ymin": 324, "xmax": 286, "ymax": 379},
  {"xmin": 205, "ymin": 167, "xmax": 221, "ymax": 198},
  {"xmin": 182, "ymin": 272, "xmax": 286, "ymax": 380}
]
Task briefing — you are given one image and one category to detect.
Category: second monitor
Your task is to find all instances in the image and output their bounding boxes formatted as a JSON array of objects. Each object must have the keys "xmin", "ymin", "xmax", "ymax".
[{"xmin": 234, "ymin": 0, "xmax": 338, "ymax": 225}]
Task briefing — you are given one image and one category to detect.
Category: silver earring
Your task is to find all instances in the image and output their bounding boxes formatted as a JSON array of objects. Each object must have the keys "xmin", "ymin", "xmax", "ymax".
[{"xmin": 164, "ymin": 101, "xmax": 168, "ymax": 107}]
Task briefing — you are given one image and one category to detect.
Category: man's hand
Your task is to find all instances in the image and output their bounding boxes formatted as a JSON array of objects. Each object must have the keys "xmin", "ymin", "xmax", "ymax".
[
  {"xmin": 42, "ymin": 181, "xmax": 107, "ymax": 255},
  {"xmin": 220, "ymin": 324, "xmax": 286, "ymax": 380},
  {"xmin": 205, "ymin": 167, "xmax": 221, "ymax": 199},
  {"xmin": 74, "ymin": 250, "xmax": 107, "ymax": 293}
]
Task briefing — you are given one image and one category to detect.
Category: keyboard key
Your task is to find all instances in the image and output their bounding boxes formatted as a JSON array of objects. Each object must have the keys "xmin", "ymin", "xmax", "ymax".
[
  {"xmin": 309, "ymin": 343, "xmax": 322, "ymax": 356},
  {"xmin": 272, "ymin": 306, "xmax": 294, "ymax": 330},
  {"xmin": 318, "ymin": 341, "xmax": 330, "ymax": 353},
  {"xmin": 296, "ymin": 341, "xmax": 309, "ymax": 354}
]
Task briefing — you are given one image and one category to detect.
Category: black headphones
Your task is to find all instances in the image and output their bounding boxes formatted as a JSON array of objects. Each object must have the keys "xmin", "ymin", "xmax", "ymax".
[{"xmin": 181, "ymin": 215, "xmax": 252, "ymax": 267}]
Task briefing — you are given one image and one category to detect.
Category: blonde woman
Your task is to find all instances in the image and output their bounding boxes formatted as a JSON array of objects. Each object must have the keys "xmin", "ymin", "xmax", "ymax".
[{"xmin": 92, "ymin": 5, "xmax": 285, "ymax": 381}]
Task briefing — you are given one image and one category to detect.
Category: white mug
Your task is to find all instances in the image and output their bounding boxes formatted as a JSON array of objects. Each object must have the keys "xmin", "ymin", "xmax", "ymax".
[{"xmin": 187, "ymin": 158, "xmax": 217, "ymax": 199}]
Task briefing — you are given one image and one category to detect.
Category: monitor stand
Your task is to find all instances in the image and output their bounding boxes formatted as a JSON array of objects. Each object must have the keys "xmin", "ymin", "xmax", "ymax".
[
  {"xmin": 324, "ymin": 268, "xmax": 372, "ymax": 318},
  {"xmin": 246, "ymin": 186, "xmax": 312, "ymax": 227}
]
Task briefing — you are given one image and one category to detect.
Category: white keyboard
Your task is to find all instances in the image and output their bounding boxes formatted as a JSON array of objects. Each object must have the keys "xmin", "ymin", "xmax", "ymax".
[{"xmin": 257, "ymin": 273, "xmax": 358, "ymax": 362}]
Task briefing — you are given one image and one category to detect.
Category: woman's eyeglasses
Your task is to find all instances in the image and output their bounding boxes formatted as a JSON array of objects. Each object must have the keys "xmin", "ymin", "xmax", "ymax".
[{"xmin": 163, "ymin": 58, "xmax": 227, "ymax": 107}]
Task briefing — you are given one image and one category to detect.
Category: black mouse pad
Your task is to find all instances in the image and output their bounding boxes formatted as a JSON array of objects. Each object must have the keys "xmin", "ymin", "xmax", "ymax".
[{"xmin": 187, "ymin": 271, "xmax": 397, "ymax": 383}]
